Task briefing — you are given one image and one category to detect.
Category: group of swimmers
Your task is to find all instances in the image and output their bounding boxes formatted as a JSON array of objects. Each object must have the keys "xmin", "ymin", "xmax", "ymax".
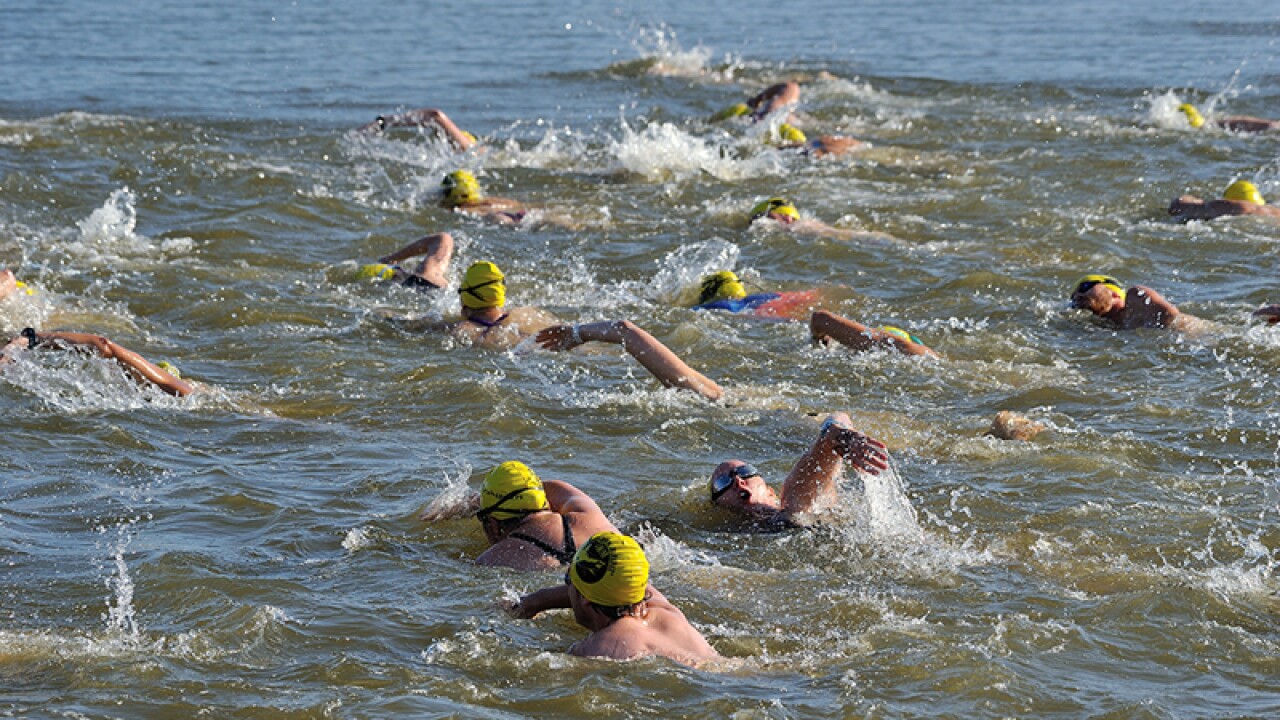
[{"xmin": 3, "ymin": 80, "xmax": 1279, "ymax": 666}]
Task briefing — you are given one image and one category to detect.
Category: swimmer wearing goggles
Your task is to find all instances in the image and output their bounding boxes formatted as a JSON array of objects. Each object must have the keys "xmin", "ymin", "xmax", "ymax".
[{"xmin": 707, "ymin": 413, "xmax": 889, "ymax": 528}]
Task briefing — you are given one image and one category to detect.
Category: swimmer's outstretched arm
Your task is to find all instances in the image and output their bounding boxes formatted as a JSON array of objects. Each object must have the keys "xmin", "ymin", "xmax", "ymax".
[
  {"xmin": 780, "ymin": 412, "xmax": 889, "ymax": 516},
  {"xmin": 505, "ymin": 584, "xmax": 572, "ymax": 620},
  {"xmin": 28, "ymin": 330, "xmax": 194, "ymax": 396},
  {"xmin": 535, "ymin": 321, "xmax": 724, "ymax": 401},
  {"xmin": 809, "ymin": 311, "xmax": 937, "ymax": 357},
  {"xmin": 377, "ymin": 232, "xmax": 454, "ymax": 287},
  {"xmin": 361, "ymin": 108, "xmax": 476, "ymax": 150}
]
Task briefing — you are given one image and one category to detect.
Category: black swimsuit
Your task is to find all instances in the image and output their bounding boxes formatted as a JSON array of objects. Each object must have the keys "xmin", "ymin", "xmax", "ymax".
[
  {"xmin": 465, "ymin": 313, "xmax": 510, "ymax": 333},
  {"xmin": 508, "ymin": 514, "xmax": 576, "ymax": 564},
  {"xmin": 400, "ymin": 275, "xmax": 441, "ymax": 291}
]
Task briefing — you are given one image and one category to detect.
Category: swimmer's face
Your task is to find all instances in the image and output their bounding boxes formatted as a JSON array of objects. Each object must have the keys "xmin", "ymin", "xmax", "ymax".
[
  {"xmin": 1071, "ymin": 282, "xmax": 1123, "ymax": 316},
  {"xmin": 710, "ymin": 461, "xmax": 780, "ymax": 515},
  {"xmin": 768, "ymin": 210, "xmax": 797, "ymax": 225}
]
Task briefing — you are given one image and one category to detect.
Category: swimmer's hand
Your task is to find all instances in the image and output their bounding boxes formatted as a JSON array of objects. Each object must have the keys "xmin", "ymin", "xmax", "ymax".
[
  {"xmin": 1252, "ymin": 305, "xmax": 1280, "ymax": 324},
  {"xmin": 821, "ymin": 413, "xmax": 889, "ymax": 475},
  {"xmin": 535, "ymin": 324, "xmax": 586, "ymax": 352},
  {"xmin": 504, "ymin": 585, "xmax": 571, "ymax": 619}
]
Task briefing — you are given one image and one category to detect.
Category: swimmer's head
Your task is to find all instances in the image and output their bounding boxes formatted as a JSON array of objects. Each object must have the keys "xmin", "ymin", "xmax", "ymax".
[
  {"xmin": 698, "ymin": 271, "xmax": 747, "ymax": 304},
  {"xmin": 568, "ymin": 532, "xmax": 650, "ymax": 609},
  {"xmin": 777, "ymin": 123, "xmax": 807, "ymax": 143},
  {"xmin": 1070, "ymin": 274, "xmax": 1124, "ymax": 309},
  {"xmin": 879, "ymin": 326, "xmax": 923, "ymax": 346},
  {"xmin": 710, "ymin": 103, "xmax": 751, "ymax": 122},
  {"xmin": 357, "ymin": 263, "xmax": 396, "ymax": 282},
  {"xmin": 749, "ymin": 197, "xmax": 799, "ymax": 224},
  {"xmin": 1179, "ymin": 103, "xmax": 1206, "ymax": 129},
  {"xmin": 459, "ymin": 261, "xmax": 506, "ymax": 309},
  {"xmin": 156, "ymin": 361, "xmax": 181, "ymax": 379},
  {"xmin": 476, "ymin": 461, "xmax": 548, "ymax": 521},
  {"xmin": 442, "ymin": 170, "xmax": 482, "ymax": 207},
  {"xmin": 1223, "ymin": 180, "xmax": 1265, "ymax": 205}
]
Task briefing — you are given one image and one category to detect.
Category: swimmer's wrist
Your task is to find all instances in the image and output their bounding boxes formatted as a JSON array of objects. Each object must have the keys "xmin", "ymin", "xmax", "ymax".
[{"xmin": 570, "ymin": 324, "xmax": 583, "ymax": 345}]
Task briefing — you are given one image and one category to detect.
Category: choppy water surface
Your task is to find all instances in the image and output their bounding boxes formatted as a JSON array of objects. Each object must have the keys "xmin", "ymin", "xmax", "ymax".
[{"xmin": 3, "ymin": 1, "xmax": 1280, "ymax": 718}]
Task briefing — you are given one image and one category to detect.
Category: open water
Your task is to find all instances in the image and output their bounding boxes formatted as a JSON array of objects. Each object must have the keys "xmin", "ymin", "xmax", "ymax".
[{"xmin": 2, "ymin": 1, "xmax": 1280, "ymax": 718}]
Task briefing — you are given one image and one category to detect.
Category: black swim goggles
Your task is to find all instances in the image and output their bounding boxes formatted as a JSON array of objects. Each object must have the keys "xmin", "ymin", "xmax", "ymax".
[
  {"xmin": 1072, "ymin": 277, "xmax": 1121, "ymax": 296},
  {"xmin": 709, "ymin": 464, "xmax": 761, "ymax": 501},
  {"xmin": 474, "ymin": 487, "xmax": 538, "ymax": 519}
]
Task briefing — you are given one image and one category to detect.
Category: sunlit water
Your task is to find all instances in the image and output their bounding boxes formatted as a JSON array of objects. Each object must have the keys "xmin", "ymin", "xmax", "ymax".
[{"xmin": 2, "ymin": 1, "xmax": 1280, "ymax": 718}]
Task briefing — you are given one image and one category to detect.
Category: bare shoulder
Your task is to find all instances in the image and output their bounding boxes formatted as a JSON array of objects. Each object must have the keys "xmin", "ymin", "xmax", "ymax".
[{"xmin": 505, "ymin": 307, "xmax": 559, "ymax": 333}]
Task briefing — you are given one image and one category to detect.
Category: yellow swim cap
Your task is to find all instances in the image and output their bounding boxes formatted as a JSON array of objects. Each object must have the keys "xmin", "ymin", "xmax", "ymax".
[
  {"xmin": 1223, "ymin": 180, "xmax": 1265, "ymax": 205},
  {"xmin": 1178, "ymin": 103, "xmax": 1206, "ymax": 129},
  {"xmin": 461, "ymin": 130, "xmax": 478, "ymax": 144},
  {"xmin": 749, "ymin": 197, "xmax": 800, "ymax": 223},
  {"xmin": 156, "ymin": 361, "xmax": 181, "ymax": 379},
  {"xmin": 477, "ymin": 461, "xmax": 548, "ymax": 521},
  {"xmin": 710, "ymin": 103, "xmax": 751, "ymax": 122},
  {"xmin": 1072, "ymin": 274, "xmax": 1124, "ymax": 299},
  {"xmin": 459, "ymin": 261, "xmax": 506, "ymax": 309},
  {"xmin": 569, "ymin": 532, "xmax": 650, "ymax": 607},
  {"xmin": 357, "ymin": 263, "xmax": 396, "ymax": 282},
  {"xmin": 777, "ymin": 123, "xmax": 807, "ymax": 143},
  {"xmin": 442, "ymin": 170, "xmax": 482, "ymax": 207},
  {"xmin": 14, "ymin": 280, "xmax": 34, "ymax": 296},
  {"xmin": 879, "ymin": 326, "xmax": 923, "ymax": 346},
  {"xmin": 698, "ymin": 271, "xmax": 747, "ymax": 304}
]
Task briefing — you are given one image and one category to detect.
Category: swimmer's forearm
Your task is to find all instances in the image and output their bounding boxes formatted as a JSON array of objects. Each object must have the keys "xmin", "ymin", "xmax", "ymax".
[{"xmin": 517, "ymin": 585, "xmax": 572, "ymax": 618}]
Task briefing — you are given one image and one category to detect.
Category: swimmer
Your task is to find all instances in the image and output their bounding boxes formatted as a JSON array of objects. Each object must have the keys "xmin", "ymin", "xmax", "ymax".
[
  {"xmin": 1178, "ymin": 103, "xmax": 1279, "ymax": 134},
  {"xmin": 439, "ymin": 170, "xmax": 530, "ymax": 226},
  {"xmin": 768, "ymin": 123, "xmax": 865, "ymax": 158},
  {"xmin": 1169, "ymin": 180, "xmax": 1280, "ymax": 222},
  {"xmin": 358, "ymin": 232, "xmax": 454, "ymax": 290},
  {"xmin": 693, "ymin": 270, "xmax": 823, "ymax": 321},
  {"xmin": 711, "ymin": 81, "xmax": 800, "ymax": 123},
  {"xmin": 358, "ymin": 108, "xmax": 478, "ymax": 150},
  {"xmin": 0, "ymin": 329, "xmax": 195, "ymax": 396},
  {"xmin": 747, "ymin": 196, "xmax": 894, "ymax": 243},
  {"xmin": 987, "ymin": 410, "xmax": 1046, "ymax": 441},
  {"xmin": 506, "ymin": 532, "xmax": 720, "ymax": 667},
  {"xmin": 534, "ymin": 320, "xmax": 724, "ymax": 401},
  {"xmin": 809, "ymin": 310, "xmax": 938, "ymax": 357},
  {"xmin": 408, "ymin": 260, "xmax": 557, "ymax": 350},
  {"xmin": 425, "ymin": 460, "xmax": 619, "ymax": 571},
  {"xmin": 1068, "ymin": 274, "xmax": 1188, "ymax": 330},
  {"xmin": 707, "ymin": 412, "xmax": 890, "ymax": 529}
]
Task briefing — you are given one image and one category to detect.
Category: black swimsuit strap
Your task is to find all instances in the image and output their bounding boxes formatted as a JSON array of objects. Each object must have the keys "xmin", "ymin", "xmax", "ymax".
[
  {"xmin": 466, "ymin": 312, "xmax": 510, "ymax": 329},
  {"xmin": 509, "ymin": 514, "xmax": 576, "ymax": 564}
]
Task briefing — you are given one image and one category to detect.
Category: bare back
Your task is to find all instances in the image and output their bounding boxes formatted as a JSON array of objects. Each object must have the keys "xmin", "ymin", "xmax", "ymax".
[
  {"xmin": 570, "ymin": 591, "xmax": 719, "ymax": 667},
  {"xmin": 451, "ymin": 306, "xmax": 559, "ymax": 350}
]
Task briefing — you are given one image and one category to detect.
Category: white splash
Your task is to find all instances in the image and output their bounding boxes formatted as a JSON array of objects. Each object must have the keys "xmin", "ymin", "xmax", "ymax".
[
  {"xmin": 342, "ymin": 526, "xmax": 375, "ymax": 552},
  {"xmin": 608, "ymin": 120, "xmax": 742, "ymax": 181},
  {"xmin": 65, "ymin": 188, "xmax": 194, "ymax": 264},
  {"xmin": 101, "ymin": 527, "xmax": 140, "ymax": 644}
]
